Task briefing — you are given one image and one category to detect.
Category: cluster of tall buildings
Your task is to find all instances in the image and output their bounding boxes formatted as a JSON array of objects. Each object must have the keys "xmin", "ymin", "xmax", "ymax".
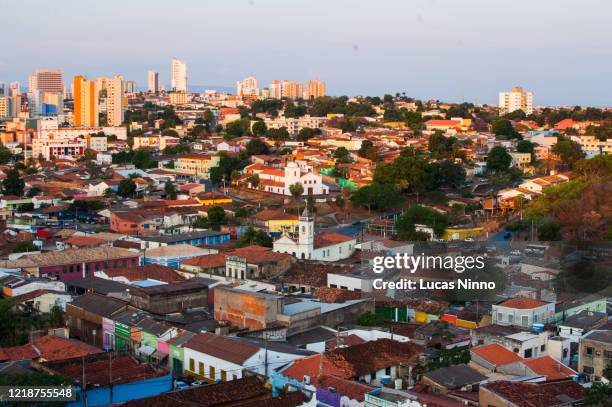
[
  {"xmin": 147, "ymin": 58, "xmax": 187, "ymax": 94},
  {"xmin": 499, "ymin": 86, "xmax": 534, "ymax": 115},
  {"xmin": 236, "ymin": 77, "xmax": 326, "ymax": 99},
  {"xmin": 73, "ymin": 74, "xmax": 125, "ymax": 127}
]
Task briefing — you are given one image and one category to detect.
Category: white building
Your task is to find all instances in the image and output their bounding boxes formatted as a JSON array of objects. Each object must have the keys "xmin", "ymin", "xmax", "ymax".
[
  {"xmin": 499, "ymin": 86, "xmax": 534, "ymax": 115},
  {"xmin": 182, "ymin": 332, "xmax": 307, "ymax": 382},
  {"xmin": 492, "ymin": 298, "xmax": 555, "ymax": 328},
  {"xmin": 148, "ymin": 70, "xmax": 159, "ymax": 94},
  {"xmin": 236, "ymin": 76, "xmax": 259, "ymax": 97},
  {"xmin": 106, "ymin": 75, "xmax": 124, "ymax": 126},
  {"xmin": 246, "ymin": 161, "xmax": 329, "ymax": 196},
  {"xmin": 273, "ymin": 207, "xmax": 356, "ymax": 261},
  {"xmin": 171, "ymin": 58, "xmax": 187, "ymax": 92}
]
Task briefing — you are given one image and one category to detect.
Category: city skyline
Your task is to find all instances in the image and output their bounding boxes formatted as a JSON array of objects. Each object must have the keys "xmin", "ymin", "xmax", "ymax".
[{"xmin": 2, "ymin": 0, "xmax": 612, "ymax": 106}]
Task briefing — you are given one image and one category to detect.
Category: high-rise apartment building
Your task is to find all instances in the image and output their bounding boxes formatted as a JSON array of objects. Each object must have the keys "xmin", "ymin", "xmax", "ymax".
[
  {"xmin": 236, "ymin": 76, "xmax": 259, "ymax": 97},
  {"xmin": 106, "ymin": 75, "xmax": 124, "ymax": 126},
  {"xmin": 305, "ymin": 80, "xmax": 326, "ymax": 99},
  {"xmin": 9, "ymin": 82, "xmax": 21, "ymax": 96},
  {"xmin": 28, "ymin": 74, "xmax": 37, "ymax": 93},
  {"xmin": 124, "ymin": 80, "xmax": 137, "ymax": 94},
  {"xmin": 32, "ymin": 69, "xmax": 64, "ymax": 94},
  {"xmin": 148, "ymin": 70, "xmax": 159, "ymax": 93},
  {"xmin": 73, "ymin": 75, "xmax": 99, "ymax": 127},
  {"xmin": 499, "ymin": 86, "xmax": 534, "ymax": 115},
  {"xmin": 282, "ymin": 81, "xmax": 304, "ymax": 99},
  {"xmin": 171, "ymin": 58, "xmax": 187, "ymax": 92},
  {"xmin": 269, "ymin": 80, "xmax": 282, "ymax": 99},
  {"xmin": 0, "ymin": 97, "xmax": 9, "ymax": 118}
]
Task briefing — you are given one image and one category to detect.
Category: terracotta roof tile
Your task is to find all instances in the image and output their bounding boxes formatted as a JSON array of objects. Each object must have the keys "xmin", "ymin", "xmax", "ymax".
[
  {"xmin": 521, "ymin": 356, "xmax": 576, "ymax": 380},
  {"xmin": 498, "ymin": 298, "xmax": 550, "ymax": 309},
  {"xmin": 471, "ymin": 343, "xmax": 522, "ymax": 366}
]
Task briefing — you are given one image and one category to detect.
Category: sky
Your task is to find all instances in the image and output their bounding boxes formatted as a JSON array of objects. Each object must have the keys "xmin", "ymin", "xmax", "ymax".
[{"xmin": 2, "ymin": 0, "xmax": 611, "ymax": 106}]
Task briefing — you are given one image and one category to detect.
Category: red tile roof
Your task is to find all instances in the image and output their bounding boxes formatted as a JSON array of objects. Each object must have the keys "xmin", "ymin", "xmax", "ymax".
[
  {"xmin": 482, "ymin": 379, "xmax": 584, "ymax": 407},
  {"xmin": 522, "ymin": 356, "xmax": 576, "ymax": 380},
  {"xmin": 102, "ymin": 264, "xmax": 186, "ymax": 283},
  {"xmin": 471, "ymin": 343, "xmax": 522, "ymax": 366},
  {"xmin": 64, "ymin": 235, "xmax": 108, "ymax": 247},
  {"xmin": 314, "ymin": 287, "xmax": 362, "ymax": 303},
  {"xmin": 316, "ymin": 375, "xmax": 374, "ymax": 402},
  {"xmin": 0, "ymin": 335, "xmax": 103, "ymax": 362},
  {"xmin": 498, "ymin": 298, "xmax": 550, "ymax": 309},
  {"xmin": 184, "ymin": 332, "xmax": 259, "ymax": 365},
  {"xmin": 121, "ymin": 376, "xmax": 267, "ymax": 407},
  {"xmin": 326, "ymin": 334, "xmax": 366, "ymax": 350},
  {"xmin": 283, "ymin": 339, "xmax": 420, "ymax": 381},
  {"xmin": 313, "ymin": 232, "xmax": 354, "ymax": 249}
]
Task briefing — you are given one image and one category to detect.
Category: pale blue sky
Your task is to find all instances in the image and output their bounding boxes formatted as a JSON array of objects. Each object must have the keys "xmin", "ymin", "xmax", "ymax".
[{"xmin": 2, "ymin": 0, "xmax": 611, "ymax": 106}]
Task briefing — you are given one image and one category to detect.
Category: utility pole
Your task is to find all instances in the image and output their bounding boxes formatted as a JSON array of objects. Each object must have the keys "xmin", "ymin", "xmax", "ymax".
[
  {"xmin": 109, "ymin": 352, "xmax": 113, "ymax": 404},
  {"xmin": 82, "ymin": 356, "xmax": 87, "ymax": 407},
  {"xmin": 264, "ymin": 335, "xmax": 269, "ymax": 378}
]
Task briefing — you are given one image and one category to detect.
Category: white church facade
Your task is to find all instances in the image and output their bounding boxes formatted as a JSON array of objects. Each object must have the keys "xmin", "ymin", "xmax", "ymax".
[
  {"xmin": 273, "ymin": 207, "xmax": 356, "ymax": 262},
  {"xmin": 245, "ymin": 161, "xmax": 329, "ymax": 196}
]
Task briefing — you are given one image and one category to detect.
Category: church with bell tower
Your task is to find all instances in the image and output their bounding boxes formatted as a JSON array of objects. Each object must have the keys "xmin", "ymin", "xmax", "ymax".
[{"xmin": 272, "ymin": 201, "xmax": 357, "ymax": 262}]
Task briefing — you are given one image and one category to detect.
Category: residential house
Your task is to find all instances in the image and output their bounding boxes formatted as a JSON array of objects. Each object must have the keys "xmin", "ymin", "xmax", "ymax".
[
  {"xmin": 578, "ymin": 329, "xmax": 612, "ymax": 377},
  {"xmin": 492, "ymin": 298, "xmax": 555, "ymax": 328},
  {"xmin": 420, "ymin": 364, "xmax": 487, "ymax": 394},
  {"xmin": 479, "ymin": 379, "xmax": 585, "ymax": 407}
]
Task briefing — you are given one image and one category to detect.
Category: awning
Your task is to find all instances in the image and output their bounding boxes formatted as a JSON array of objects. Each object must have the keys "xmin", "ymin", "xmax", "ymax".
[{"xmin": 137, "ymin": 345, "xmax": 156, "ymax": 356}]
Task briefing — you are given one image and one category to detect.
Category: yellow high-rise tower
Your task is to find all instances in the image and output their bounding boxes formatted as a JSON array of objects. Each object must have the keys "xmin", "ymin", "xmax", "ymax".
[{"xmin": 73, "ymin": 75, "xmax": 99, "ymax": 127}]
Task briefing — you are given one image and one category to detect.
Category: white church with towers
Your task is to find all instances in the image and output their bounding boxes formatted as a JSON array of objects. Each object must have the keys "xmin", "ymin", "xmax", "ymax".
[
  {"xmin": 244, "ymin": 160, "xmax": 329, "ymax": 196},
  {"xmin": 273, "ymin": 206, "xmax": 356, "ymax": 262}
]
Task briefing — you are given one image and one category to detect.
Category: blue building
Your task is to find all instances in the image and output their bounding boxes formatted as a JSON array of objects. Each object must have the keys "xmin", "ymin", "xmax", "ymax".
[{"xmin": 141, "ymin": 230, "xmax": 230, "ymax": 248}]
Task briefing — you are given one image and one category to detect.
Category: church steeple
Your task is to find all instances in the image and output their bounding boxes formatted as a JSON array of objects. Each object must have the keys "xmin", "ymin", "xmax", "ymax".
[{"xmin": 298, "ymin": 200, "xmax": 314, "ymax": 258}]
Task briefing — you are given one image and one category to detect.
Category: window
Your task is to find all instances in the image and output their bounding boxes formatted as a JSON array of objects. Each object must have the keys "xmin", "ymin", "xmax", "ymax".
[
  {"xmin": 330, "ymin": 284, "xmax": 337, "ymax": 288},
  {"xmin": 508, "ymin": 314, "xmax": 513, "ymax": 323},
  {"xmin": 209, "ymin": 366, "xmax": 215, "ymax": 379},
  {"xmin": 113, "ymin": 260, "xmax": 118, "ymax": 268},
  {"xmin": 524, "ymin": 348, "xmax": 532, "ymax": 358},
  {"xmin": 189, "ymin": 358, "xmax": 195, "ymax": 371},
  {"xmin": 232, "ymin": 374, "xmax": 237, "ymax": 380},
  {"xmin": 497, "ymin": 313, "xmax": 503, "ymax": 322},
  {"xmin": 104, "ymin": 261, "xmax": 109, "ymax": 269},
  {"xmin": 586, "ymin": 347, "xmax": 594, "ymax": 356},
  {"xmin": 370, "ymin": 373, "xmax": 375, "ymax": 381},
  {"xmin": 385, "ymin": 367, "xmax": 391, "ymax": 375},
  {"xmin": 583, "ymin": 366, "xmax": 594, "ymax": 374},
  {"xmin": 540, "ymin": 344, "xmax": 546, "ymax": 352},
  {"xmin": 221, "ymin": 370, "xmax": 227, "ymax": 381},
  {"xmin": 198, "ymin": 362, "xmax": 204, "ymax": 376},
  {"xmin": 521, "ymin": 316, "xmax": 528, "ymax": 326},
  {"xmin": 132, "ymin": 259, "xmax": 137, "ymax": 266},
  {"xmin": 95, "ymin": 263, "xmax": 100, "ymax": 271}
]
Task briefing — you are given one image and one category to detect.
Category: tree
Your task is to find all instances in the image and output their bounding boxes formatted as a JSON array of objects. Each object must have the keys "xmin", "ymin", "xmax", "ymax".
[
  {"xmin": 132, "ymin": 150, "xmax": 153, "ymax": 169},
  {"xmin": 252, "ymin": 121, "xmax": 267, "ymax": 136},
  {"xmin": 351, "ymin": 182, "xmax": 401, "ymax": 211},
  {"xmin": 396, "ymin": 205, "xmax": 449, "ymax": 238},
  {"xmin": 225, "ymin": 119, "xmax": 251, "ymax": 138},
  {"xmin": 117, "ymin": 179, "xmax": 137, "ymax": 197},
  {"xmin": 26, "ymin": 186, "xmax": 41, "ymax": 198},
  {"xmin": 207, "ymin": 206, "xmax": 227, "ymax": 229},
  {"xmin": 2, "ymin": 169, "xmax": 24, "ymax": 196},
  {"xmin": 0, "ymin": 146, "xmax": 13, "ymax": 164},
  {"xmin": 246, "ymin": 138, "xmax": 270, "ymax": 156},
  {"xmin": 517, "ymin": 140, "xmax": 536, "ymax": 154},
  {"xmin": 297, "ymin": 127, "xmax": 321, "ymax": 142},
  {"xmin": 247, "ymin": 174, "xmax": 260, "ymax": 189},
  {"xmin": 289, "ymin": 183, "xmax": 304, "ymax": 199},
  {"xmin": 266, "ymin": 126, "xmax": 290, "ymax": 141},
  {"xmin": 358, "ymin": 139, "xmax": 379, "ymax": 161},
  {"xmin": 192, "ymin": 124, "xmax": 207, "ymax": 139},
  {"xmin": 12, "ymin": 241, "xmax": 38, "ymax": 253},
  {"xmin": 164, "ymin": 181, "xmax": 177, "ymax": 199},
  {"xmin": 584, "ymin": 382, "xmax": 612, "ymax": 406},
  {"xmin": 333, "ymin": 147, "xmax": 351, "ymax": 163},
  {"xmin": 491, "ymin": 118, "xmax": 521, "ymax": 140},
  {"xmin": 487, "ymin": 146, "xmax": 512, "ymax": 173},
  {"xmin": 235, "ymin": 226, "xmax": 273, "ymax": 248},
  {"xmin": 552, "ymin": 138, "xmax": 584, "ymax": 166},
  {"xmin": 538, "ymin": 222, "xmax": 562, "ymax": 241}
]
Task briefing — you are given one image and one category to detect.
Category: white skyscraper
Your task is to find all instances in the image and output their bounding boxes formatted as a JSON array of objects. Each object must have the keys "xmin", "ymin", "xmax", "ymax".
[
  {"xmin": 236, "ymin": 76, "xmax": 259, "ymax": 97},
  {"xmin": 106, "ymin": 75, "xmax": 124, "ymax": 126},
  {"xmin": 148, "ymin": 70, "xmax": 159, "ymax": 93},
  {"xmin": 171, "ymin": 58, "xmax": 187, "ymax": 92},
  {"xmin": 499, "ymin": 86, "xmax": 534, "ymax": 115}
]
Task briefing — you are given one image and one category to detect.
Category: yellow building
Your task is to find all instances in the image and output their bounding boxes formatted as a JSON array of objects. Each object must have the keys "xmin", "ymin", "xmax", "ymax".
[
  {"xmin": 175, "ymin": 153, "xmax": 220, "ymax": 180},
  {"xmin": 169, "ymin": 91, "xmax": 188, "ymax": 105},
  {"xmin": 73, "ymin": 75, "xmax": 99, "ymax": 127},
  {"xmin": 442, "ymin": 227, "xmax": 485, "ymax": 241},
  {"xmin": 253, "ymin": 208, "xmax": 299, "ymax": 234},
  {"xmin": 195, "ymin": 193, "xmax": 233, "ymax": 206}
]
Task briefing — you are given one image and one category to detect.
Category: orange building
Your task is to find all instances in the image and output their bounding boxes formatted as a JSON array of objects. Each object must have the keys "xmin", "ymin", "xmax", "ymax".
[{"xmin": 73, "ymin": 75, "xmax": 99, "ymax": 127}]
